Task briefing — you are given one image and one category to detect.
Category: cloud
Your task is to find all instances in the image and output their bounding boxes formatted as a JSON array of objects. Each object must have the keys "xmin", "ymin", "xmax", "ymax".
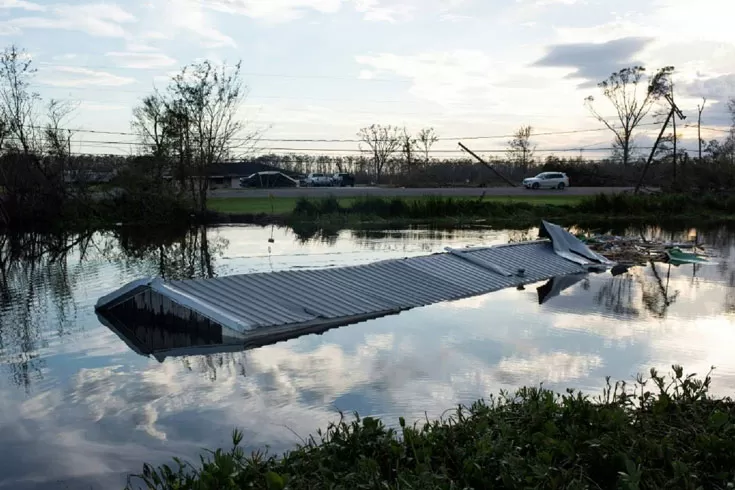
[
  {"xmin": 494, "ymin": 351, "xmax": 603, "ymax": 385},
  {"xmin": 679, "ymin": 74, "xmax": 735, "ymax": 127},
  {"xmin": 0, "ymin": 0, "xmax": 45, "ymax": 11},
  {"xmin": 105, "ymin": 49, "xmax": 177, "ymax": 69},
  {"xmin": 161, "ymin": 0, "xmax": 236, "ymax": 47},
  {"xmin": 200, "ymin": 0, "xmax": 421, "ymax": 23},
  {"xmin": 518, "ymin": 0, "xmax": 584, "ymax": 5},
  {"xmin": 204, "ymin": 0, "xmax": 343, "ymax": 22},
  {"xmin": 353, "ymin": 49, "xmax": 581, "ymax": 122},
  {"xmin": 39, "ymin": 66, "xmax": 136, "ymax": 87},
  {"xmin": 533, "ymin": 37, "xmax": 653, "ymax": 87},
  {"xmin": 355, "ymin": 50, "xmax": 499, "ymax": 103},
  {"xmin": 683, "ymin": 74, "xmax": 735, "ymax": 102},
  {"xmin": 353, "ymin": 0, "xmax": 415, "ymax": 22},
  {"xmin": 0, "ymin": 3, "xmax": 136, "ymax": 37},
  {"xmin": 78, "ymin": 101, "xmax": 129, "ymax": 112}
]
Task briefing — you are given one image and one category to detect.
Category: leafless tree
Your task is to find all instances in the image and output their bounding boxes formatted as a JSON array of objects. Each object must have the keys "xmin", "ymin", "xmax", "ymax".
[
  {"xmin": 132, "ymin": 92, "xmax": 174, "ymax": 159},
  {"xmin": 416, "ymin": 127, "xmax": 438, "ymax": 164},
  {"xmin": 585, "ymin": 66, "xmax": 674, "ymax": 166},
  {"xmin": 357, "ymin": 124, "xmax": 400, "ymax": 183},
  {"xmin": 506, "ymin": 125, "xmax": 535, "ymax": 170},
  {"xmin": 44, "ymin": 99, "xmax": 76, "ymax": 159},
  {"xmin": 0, "ymin": 45, "xmax": 41, "ymax": 155},
  {"xmin": 0, "ymin": 44, "xmax": 84, "ymax": 226},
  {"xmin": 399, "ymin": 127, "xmax": 417, "ymax": 175}
]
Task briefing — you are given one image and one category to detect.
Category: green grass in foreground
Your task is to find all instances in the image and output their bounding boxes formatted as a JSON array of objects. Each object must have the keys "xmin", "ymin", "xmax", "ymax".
[
  {"xmin": 207, "ymin": 195, "xmax": 583, "ymax": 215},
  {"xmin": 131, "ymin": 366, "xmax": 735, "ymax": 490}
]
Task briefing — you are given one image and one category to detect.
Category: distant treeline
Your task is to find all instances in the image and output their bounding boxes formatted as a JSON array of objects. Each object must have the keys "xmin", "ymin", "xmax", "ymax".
[
  {"xmin": 239, "ymin": 149, "xmax": 735, "ymax": 190},
  {"xmin": 1, "ymin": 41, "xmax": 734, "ymax": 230}
]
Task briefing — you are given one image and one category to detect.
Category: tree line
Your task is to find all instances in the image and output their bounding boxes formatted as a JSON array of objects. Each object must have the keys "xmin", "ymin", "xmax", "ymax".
[{"xmin": 0, "ymin": 42, "xmax": 734, "ymax": 229}]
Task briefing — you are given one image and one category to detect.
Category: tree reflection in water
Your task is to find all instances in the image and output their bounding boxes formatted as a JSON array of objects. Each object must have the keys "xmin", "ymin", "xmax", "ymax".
[
  {"xmin": 3, "ymin": 223, "xmax": 735, "ymax": 391},
  {"xmin": 0, "ymin": 226, "xmax": 230, "ymax": 392},
  {"xmin": 594, "ymin": 274, "xmax": 640, "ymax": 318},
  {"xmin": 0, "ymin": 232, "xmax": 94, "ymax": 393}
]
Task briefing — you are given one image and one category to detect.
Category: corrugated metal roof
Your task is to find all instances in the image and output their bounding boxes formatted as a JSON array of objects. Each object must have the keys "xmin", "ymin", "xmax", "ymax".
[{"xmin": 95, "ymin": 222, "xmax": 611, "ymax": 342}]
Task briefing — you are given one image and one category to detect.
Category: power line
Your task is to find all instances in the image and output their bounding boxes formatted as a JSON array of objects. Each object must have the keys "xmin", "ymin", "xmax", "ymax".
[
  {"xmin": 35, "ymin": 63, "xmax": 406, "ymax": 83},
  {"xmin": 28, "ymin": 83, "xmax": 735, "ymax": 115},
  {"xmin": 21, "ymin": 121, "xmax": 674, "ymax": 143}
]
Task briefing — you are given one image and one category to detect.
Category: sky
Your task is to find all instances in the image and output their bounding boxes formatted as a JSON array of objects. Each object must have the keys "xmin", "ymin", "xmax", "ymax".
[{"xmin": 0, "ymin": 0, "xmax": 733, "ymax": 159}]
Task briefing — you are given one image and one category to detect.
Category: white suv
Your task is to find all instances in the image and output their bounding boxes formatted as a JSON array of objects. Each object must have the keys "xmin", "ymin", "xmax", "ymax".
[
  {"xmin": 305, "ymin": 173, "xmax": 333, "ymax": 187},
  {"xmin": 522, "ymin": 172, "xmax": 570, "ymax": 190}
]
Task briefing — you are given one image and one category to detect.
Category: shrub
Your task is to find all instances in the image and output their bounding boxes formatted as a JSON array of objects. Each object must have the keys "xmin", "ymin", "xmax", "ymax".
[
  {"xmin": 130, "ymin": 366, "xmax": 735, "ymax": 490},
  {"xmin": 292, "ymin": 197, "xmax": 319, "ymax": 217}
]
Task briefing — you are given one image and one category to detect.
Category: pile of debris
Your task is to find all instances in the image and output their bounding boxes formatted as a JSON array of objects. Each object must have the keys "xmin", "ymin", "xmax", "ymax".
[{"xmin": 575, "ymin": 233, "xmax": 709, "ymax": 266}]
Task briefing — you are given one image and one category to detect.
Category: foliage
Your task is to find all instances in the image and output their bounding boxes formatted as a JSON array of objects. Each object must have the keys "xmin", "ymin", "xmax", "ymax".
[
  {"xmin": 289, "ymin": 192, "xmax": 735, "ymax": 222},
  {"xmin": 131, "ymin": 59, "xmax": 253, "ymax": 214},
  {"xmin": 0, "ymin": 44, "xmax": 89, "ymax": 228},
  {"xmin": 507, "ymin": 125, "xmax": 536, "ymax": 169},
  {"xmin": 576, "ymin": 192, "xmax": 735, "ymax": 216},
  {"xmin": 585, "ymin": 66, "xmax": 674, "ymax": 166},
  {"xmin": 357, "ymin": 124, "xmax": 402, "ymax": 183},
  {"xmin": 130, "ymin": 367, "xmax": 735, "ymax": 490},
  {"xmin": 291, "ymin": 195, "xmax": 547, "ymax": 221},
  {"xmin": 416, "ymin": 127, "xmax": 438, "ymax": 163}
]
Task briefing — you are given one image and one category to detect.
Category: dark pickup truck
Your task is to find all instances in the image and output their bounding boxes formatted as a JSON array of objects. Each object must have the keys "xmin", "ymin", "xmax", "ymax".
[{"xmin": 332, "ymin": 173, "xmax": 355, "ymax": 187}]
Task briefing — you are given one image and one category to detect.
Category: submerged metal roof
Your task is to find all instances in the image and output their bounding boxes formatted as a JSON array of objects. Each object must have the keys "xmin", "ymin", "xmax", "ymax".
[{"xmin": 95, "ymin": 221, "xmax": 611, "ymax": 347}]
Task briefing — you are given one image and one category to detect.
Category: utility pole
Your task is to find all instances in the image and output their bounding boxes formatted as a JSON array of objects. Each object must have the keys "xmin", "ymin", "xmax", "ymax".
[
  {"xmin": 634, "ymin": 93, "xmax": 685, "ymax": 193},
  {"xmin": 671, "ymin": 85, "xmax": 677, "ymax": 184},
  {"xmin": 697, "ymin": 97, "xmax": 706, "ymax": 161},
  {"xmin": 458, "ymin": 142, "xmax": 517, "ymax": 187}
]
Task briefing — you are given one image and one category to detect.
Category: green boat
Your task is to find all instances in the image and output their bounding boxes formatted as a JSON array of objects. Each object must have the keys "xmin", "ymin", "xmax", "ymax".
[{"xmin": 666, "ymin": 247, "xmax": 710, "ymax": 266}]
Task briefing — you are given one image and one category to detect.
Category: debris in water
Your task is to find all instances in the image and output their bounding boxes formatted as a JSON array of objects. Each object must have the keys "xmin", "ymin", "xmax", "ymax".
[{"xmin": 576, "ymin": 233, "xmax": 708, "ymax": 266}]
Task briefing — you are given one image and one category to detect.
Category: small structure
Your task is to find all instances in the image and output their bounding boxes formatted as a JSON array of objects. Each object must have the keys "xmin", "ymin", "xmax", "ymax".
[
  {"xmin": 207, "ymin": 162, "xmax": 301, "ymax": 189},
  {"xmin": 96, "ymin": 221, "xmax": 611, "ymax": 360}
]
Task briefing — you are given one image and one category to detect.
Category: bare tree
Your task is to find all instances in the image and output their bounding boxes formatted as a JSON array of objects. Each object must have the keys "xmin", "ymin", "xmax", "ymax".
[
  {"xmin": 357, "ymin": 124, "xmax": 400, "ymax": 183},
  {"xmin": 697, "ymin": 97, "xmax": 706, "ymax": 161},
  {"xmin": 585, "ymin": 66, "xmax": 674, "ymax": 166},
  {"xmin": 44, "ymin": 99, "xmax": 76, "ymax": 159},
  {"xmin": 399, "ymin": 127, "xmax": 417, "ymax": 175},
  {"xmin": 0, "ymin": 45, "xmax": 40, "ymax": 155},
  {"xmin": 0, "ymin": 44, "xmax": 83, "ymax": 226},
  {"xmin": 416, "ymin": 127, "xmax": 438, "ymax": 164},
  {"xmin": 506, "ymin": 125, "xmax": 535, "ymax": 170},
  {"xmin": 132, "ymin": 92, "xmax": 175, "ymax": 160}
]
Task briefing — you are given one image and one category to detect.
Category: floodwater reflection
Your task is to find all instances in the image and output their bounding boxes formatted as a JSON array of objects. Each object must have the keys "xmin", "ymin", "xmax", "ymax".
[{"xmin": 0, "ymin": 223, "xmax": 734, "ymax": 489}]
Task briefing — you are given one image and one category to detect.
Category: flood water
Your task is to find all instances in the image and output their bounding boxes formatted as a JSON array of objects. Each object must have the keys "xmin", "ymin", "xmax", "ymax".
[{"xmin": 2, "ymin": 223, "xmax": 735, "ymax": 489}]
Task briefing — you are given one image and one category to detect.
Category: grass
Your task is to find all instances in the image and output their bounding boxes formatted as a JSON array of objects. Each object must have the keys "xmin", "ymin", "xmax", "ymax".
[
  {"xmin": 130, "ymin": 366, "xmax": 735, "ymax": 490},
  {"xmin": 207, "ymin": 195, "xmax": 583, "ymax": 215},
  {"xmin": 207, "ymin": 192, "xmax": 735, "ymax": 228}
]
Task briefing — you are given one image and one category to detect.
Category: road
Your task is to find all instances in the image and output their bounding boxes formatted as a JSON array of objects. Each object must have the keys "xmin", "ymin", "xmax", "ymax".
[{"xmin": 210, "ymin": 186, "xmax": 637, "ymax": 199}]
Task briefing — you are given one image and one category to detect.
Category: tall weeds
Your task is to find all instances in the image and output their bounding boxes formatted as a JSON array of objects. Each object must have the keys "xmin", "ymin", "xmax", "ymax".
[
  {"xmin": 131, "ymin": 366, "xmax": 735, "ymax": 490},
  {"xmin": 289, "ymin": 193, "xmax": 735, "ymax": 223}
]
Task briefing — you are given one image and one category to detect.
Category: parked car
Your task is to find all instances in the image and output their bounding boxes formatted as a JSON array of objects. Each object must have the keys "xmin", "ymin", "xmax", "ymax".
[
  {"xmin": 522, "ymin": 172, "xmax": 569, "ymax": 190},
  {"xmin": 305, "ymin": 173, "xmax": 332, "ymax": 187},
  {"xmin": 331, "ymin": 172, "xmax": 355, "ymax": 187},
  {"xmin": 239, "ymin": 171, "xmax": 298, "ymax": 188}
]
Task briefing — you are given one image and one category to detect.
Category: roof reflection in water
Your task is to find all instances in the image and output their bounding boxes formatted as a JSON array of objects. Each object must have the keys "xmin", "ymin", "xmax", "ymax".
[{"xmin": 98, "ymin": 273, "xmax": 591, "ymax": 363}]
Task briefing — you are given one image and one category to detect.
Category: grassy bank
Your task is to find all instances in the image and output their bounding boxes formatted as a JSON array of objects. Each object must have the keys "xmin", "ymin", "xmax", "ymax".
[
  {"xmin": 206, "ymin": 192, "xmax": 735, "ymax": 228},
  {"xmin": 208, "ymin": 195, "xmax": 583, "ymax": 215},
  {"xmin": 131, "ymin": 367, "xmax": 735, "ymax": 490}
]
